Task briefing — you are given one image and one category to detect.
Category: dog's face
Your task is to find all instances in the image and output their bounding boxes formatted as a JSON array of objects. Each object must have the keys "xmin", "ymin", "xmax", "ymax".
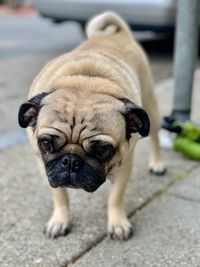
[{"xmin": 18, "ymin": 83, "xmax": 149, "ymax": 192}]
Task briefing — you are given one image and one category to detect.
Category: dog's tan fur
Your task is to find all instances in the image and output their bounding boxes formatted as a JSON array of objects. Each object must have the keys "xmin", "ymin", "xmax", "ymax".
[{"xmin": 25, "ymin": 12, "xmax": 165, "ymax": 240}]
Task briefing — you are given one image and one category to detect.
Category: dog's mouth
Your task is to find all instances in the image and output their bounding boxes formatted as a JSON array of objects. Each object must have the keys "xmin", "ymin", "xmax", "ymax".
[
  {"xmin": 49, "ymin": 174, "xmax": 82, "ymax": 190},
  {"xmin": 46, "ymin": 156, "xmax": 106, "ymax": 192},
  {"xmin": 61, "ymin": 183, "xmax": 100, "ymax": 192},
  {"xmin": 48, "ymin": 175, "xmax": 104, "ymax": 192},
  {"xmin": 50, "ymin": 180, "xmax": 81, "ymax": 190}
]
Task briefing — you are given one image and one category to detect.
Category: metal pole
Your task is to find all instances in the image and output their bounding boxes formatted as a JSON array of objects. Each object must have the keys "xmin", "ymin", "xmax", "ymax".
[{"xmin": 172, "ymin": 0, "xmax": 199, "ymax": 121}]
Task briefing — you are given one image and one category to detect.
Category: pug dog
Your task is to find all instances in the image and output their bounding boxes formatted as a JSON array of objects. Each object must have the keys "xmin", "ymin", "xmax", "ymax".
[{"xmin": 18, "ymin": 12, "xmax": 166, "ymax": 240}]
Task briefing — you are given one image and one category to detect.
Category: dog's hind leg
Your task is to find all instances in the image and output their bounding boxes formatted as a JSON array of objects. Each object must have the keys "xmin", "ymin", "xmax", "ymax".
[
  {"xmin": 142, "ymin": 60, "xmax": 166, "ymax": 175},
  {"xmin": 107, "ymin": 152, "xmax": 133, "ymax": 240},
  {"xmin": 148, "ymin": 96, "xmax": 166, "ymax": 175},
  {"xmin": 146, "ymin": 103, "xmax": 166, "ymax": 175},
  {"xmin": 141, "ymin": 72, "xmax": 166, "ymax": 175},
  {"xmin": 149, "ymin": 132, "xmax": 166, "ymax": 175}
]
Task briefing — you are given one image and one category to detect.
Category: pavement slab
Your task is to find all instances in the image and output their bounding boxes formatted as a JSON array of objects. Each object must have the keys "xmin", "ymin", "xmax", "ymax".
[
  {"xmin": 0, "ymin": 137, "xmax": 198, "ymax": 266},
  {"xmin": 74, "ymin": 167, "xmax": 200, "ymax": 267},
  {"xmin": 169, "ymin": 167, "xmax": 200, "ymax": 202}
]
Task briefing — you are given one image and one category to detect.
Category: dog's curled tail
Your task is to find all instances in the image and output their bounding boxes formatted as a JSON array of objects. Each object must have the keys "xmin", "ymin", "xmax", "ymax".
[{"xmin": 86, "ymin": 12, "xmax": 132, "ymax": 38}]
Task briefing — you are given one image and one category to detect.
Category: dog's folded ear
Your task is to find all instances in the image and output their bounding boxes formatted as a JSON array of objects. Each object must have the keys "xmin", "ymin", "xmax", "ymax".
[
  {"xmin": 120, "ymin": 98, "xmax": 150, "ymax": 139},
  {"xmin": 18, "ymin": 92, "xmax": 49, "ymax": 128},
  {"xmin": 18, "ymin": 101, "xmax": 39, "ymax": 128}
]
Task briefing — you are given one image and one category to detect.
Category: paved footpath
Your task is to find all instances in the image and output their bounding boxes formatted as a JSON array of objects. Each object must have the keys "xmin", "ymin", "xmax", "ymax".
[{"xmin": 1, "ymin": 71, "xmax": 200, "ymax": 267}]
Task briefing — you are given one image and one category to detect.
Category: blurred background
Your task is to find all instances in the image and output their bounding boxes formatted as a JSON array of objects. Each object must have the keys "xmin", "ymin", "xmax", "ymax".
[
  {"xmin": 0, "ymin": 0, "xmax": 186, "ymax": 137},
  {"xmin": 0, "ymin": 0, "xmax": 199, "ymax": 140}
]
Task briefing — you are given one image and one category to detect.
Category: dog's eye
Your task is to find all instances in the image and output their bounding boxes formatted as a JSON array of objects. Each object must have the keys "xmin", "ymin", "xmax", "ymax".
[
  {"xmin": 91, "ymin": 142, "xmax": 115, "ymax": 162},
  {"xmin": 96, "ymin": 147, "xmax": 111, "ymax": 160},
  {"xmin": 39, "ymin": 139, "xmax": 53, "ymax": 154}
]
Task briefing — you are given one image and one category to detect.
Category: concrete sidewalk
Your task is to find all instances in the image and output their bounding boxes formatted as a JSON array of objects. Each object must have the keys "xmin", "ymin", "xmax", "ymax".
[
  {"xmin": 74, "ymin": 167, "xmax": 200, "ymax": 267},
  {"xmin": 1, "ymin": 70, "xmax": 200, "ymax": 267}
]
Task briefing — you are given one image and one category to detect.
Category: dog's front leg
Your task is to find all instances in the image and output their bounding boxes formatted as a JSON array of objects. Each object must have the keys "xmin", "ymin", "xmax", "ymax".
[
  {"xmin": 36, "ymin": 158, "xmax": 70, "ymax": 238},
  {"xmin": 44, "ymin": 187, "xmax": 70, "ymax": 238},
  {"xmin": 107, "ymin": 152, "xmax": 133, "ymax": 240}
]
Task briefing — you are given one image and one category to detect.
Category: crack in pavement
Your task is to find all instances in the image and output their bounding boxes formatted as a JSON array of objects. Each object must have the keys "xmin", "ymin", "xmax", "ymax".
[
  {"xmin": 64, "ymin": 164, "xmax": 200, "ymax": 267},
  {"xmin": 169, "ymin": 193, "xmax": 200, "ymax": 204}
]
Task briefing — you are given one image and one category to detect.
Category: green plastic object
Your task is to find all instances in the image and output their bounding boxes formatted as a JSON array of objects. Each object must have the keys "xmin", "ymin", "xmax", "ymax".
[
  {"xmin": 173, "ymin": 136, "xmax": 200, "ymax": 160},
  {"xmin": 180, "ymin": 122, "xmax": 200, "ymax": 142}
]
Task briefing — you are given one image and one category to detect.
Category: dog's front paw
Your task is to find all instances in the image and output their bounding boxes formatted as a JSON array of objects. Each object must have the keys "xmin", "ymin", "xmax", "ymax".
[
  {"xmin": 149, "ymin": 160, "xmax": 166, "ymax": 176},
  {"xmin": 43, "ymin": 220, "xmax": 70, "ymax": 239},
  {"xmin": 109, "ymin": 222, "xmax": 133, "ymax": 241},
  {"xmin": 43, "ymin": 211, "xmax": 70, "ymax": 238},
  {"xmin": 108, "ymin": 210, "xmax": 133, "ymax": 241}
]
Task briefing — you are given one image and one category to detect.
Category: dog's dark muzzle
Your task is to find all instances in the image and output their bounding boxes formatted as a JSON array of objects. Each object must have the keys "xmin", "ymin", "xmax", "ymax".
[{"xmin": 46, "ymin": 154, "xmax": 106, "ymax": 192}]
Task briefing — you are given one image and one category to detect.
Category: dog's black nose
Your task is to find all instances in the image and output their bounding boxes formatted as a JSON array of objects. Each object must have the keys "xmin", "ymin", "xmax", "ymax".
[{"xmin": 61, "ymin": 154, "xmax": 82, "ymax": 171}]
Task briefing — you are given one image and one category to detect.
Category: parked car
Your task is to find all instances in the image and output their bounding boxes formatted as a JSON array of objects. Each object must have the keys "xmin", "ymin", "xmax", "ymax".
[{"xmin": 33, "ymin": 0, "xmax": 177, "ymax": 33}]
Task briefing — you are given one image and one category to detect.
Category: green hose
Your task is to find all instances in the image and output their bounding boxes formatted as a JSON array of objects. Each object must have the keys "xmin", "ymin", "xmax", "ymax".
[{"xmin": 173, "ymin": 136, "xmax": 200, "ymax": 160}]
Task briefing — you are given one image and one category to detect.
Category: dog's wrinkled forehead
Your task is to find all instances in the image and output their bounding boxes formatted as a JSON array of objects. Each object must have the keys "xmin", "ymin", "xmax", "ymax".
[{"xmin": 37, "ymin": 89, "xmax": 125, "ymax": 144}]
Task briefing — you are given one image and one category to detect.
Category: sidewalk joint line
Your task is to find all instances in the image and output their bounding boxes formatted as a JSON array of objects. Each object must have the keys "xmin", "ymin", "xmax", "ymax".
[
  {"xmin": 169, "ymin": 193, "xmax": 200, "ymax": 204},
  {"xmin": 64, "ymin": 164, "xmax": 199, "ymax": 266}
]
